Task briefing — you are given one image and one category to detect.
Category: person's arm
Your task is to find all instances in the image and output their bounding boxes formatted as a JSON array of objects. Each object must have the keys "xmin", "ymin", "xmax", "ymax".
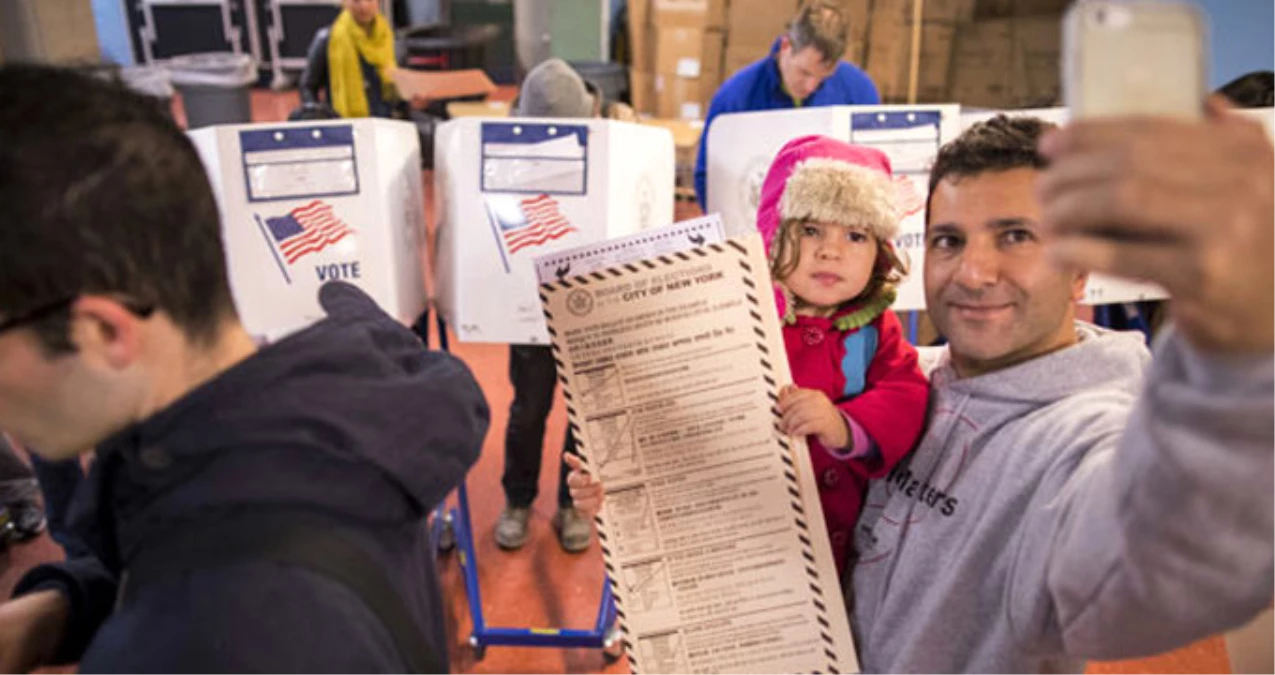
[
  {"xmin": 1007, "ymin": 330, "xmax": 1272, "ymax": 659},
  {"xmin": 5, "ymin": 555, "xmax": 118, "ymax": 667},
  {"xmin": 835, "ymin": 311, "xmax": 928, "ymax": 477},
  {"xmin": 299, "ymin": 28, "xmax": 331, "ymax": 105},
  {"xmin": 695, "ymin": 85, "xmax": 743, "ymax": 211},
  {"xmin": 1009, "ymin": 99, "xmax": 1275, "ymax": 658}
]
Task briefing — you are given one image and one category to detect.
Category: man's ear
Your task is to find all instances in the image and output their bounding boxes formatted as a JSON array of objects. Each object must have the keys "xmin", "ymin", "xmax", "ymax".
[
  {"xmin": 1071, "ymin": 270, "xmax": 1090, "ymax": 303},
  {"xmin": 67, "ymin": 296, "xmax": 147, "ymax": 371},
  {"xmin": 778, "ymin": 34, "xmax": 792, "ymax": 56}
]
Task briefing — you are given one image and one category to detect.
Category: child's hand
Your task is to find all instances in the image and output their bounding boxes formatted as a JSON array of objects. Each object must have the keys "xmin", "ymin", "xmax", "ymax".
[
  {"xmin": 778, "ymin": 385, "xmax": 850, "ymax": 450},
  {"xmin": 564, "ymin": 453, "xmax": 605, "ymax": 519}
]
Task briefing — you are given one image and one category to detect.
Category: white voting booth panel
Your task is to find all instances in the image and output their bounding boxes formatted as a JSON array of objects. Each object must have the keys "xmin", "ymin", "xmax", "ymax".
[
  {"xmin": 434, "ymin": 117, "xmax": 675, "ymax": 344},
  {"xmin": 189, "ymin": 119, "xmax": 427, "ymax": 341},
  {"xmin": 706, "ymin": 105, "xmax": 962, "ymax": 311}
]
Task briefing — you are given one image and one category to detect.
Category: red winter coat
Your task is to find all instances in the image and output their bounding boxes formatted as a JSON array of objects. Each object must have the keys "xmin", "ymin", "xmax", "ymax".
[{"xmin": 783, "ymin": 305, "xmax": 928, "ymax": 574}]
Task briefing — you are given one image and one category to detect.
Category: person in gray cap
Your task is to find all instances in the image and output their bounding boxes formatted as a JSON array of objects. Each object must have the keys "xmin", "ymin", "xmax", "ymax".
[{"xmin": 495, "ymin": 58, "xmax": 599, "ymax": 553}]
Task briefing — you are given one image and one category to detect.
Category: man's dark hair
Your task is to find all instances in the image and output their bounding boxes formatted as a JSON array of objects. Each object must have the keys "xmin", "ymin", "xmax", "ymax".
[
  {"xmin": 0, "ymin": 65, "xmax": 237, "ymax": 352},
  {"xmin": 925, "ymin": 114, "xmax": 1057, "ymax": 220},
  {"xmin": 787, "ymin": 0, "xmax": 850, "ymax": 64},
  {"xmin": 1217, "ymin": 70, "xmax": 1274, "ymax": 109}
]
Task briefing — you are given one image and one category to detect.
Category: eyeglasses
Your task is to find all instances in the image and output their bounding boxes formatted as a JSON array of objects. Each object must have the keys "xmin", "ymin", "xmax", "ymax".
[
  {"xmin": 0, "ymin": 297, "xmax": 76, "ymax": 336},
  {"xmin": 0, "ymin": 296, "xmax": 156, "ymax": 337}
]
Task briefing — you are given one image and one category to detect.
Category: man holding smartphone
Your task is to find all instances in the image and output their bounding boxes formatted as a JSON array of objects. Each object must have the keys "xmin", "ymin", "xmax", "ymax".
[{"xmin": 845, "ymin": 99, "xmax": 1272, "ymax": 672}]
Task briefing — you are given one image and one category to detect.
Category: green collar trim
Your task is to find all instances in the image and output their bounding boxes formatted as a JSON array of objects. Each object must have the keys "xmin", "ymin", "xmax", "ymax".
[
  {"xmin": 834, "ymin": 288, "xmax": 894, "ymax": 331},
  {"xmin": 783, "ymin": 287, "xmax": 896, "ymax": 330}
]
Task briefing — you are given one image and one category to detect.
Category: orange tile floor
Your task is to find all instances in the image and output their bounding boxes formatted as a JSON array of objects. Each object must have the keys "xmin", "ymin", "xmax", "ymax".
[{"xmin": 0, "ymin": 86, "xmax": 1231, "ymax": 674}]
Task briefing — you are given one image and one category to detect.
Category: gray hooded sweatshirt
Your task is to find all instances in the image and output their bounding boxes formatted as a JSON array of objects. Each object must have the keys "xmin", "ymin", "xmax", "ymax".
[{"xmin": 851, "ymin": 323, "xmax": 1274, "ymax": 673}]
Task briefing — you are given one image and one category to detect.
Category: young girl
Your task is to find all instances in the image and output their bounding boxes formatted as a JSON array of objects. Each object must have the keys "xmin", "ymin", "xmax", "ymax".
[
  {"xmin": 761, "ymin": 135, "xmax": 929, "ymax": 575},
  {"xmin": 566, "ymin": 136, "xmax": 928, "ymax": 578}
]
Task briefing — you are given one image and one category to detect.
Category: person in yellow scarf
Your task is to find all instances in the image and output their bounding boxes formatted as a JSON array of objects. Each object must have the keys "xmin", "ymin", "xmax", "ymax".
[{"xmin": 327, "ymin": 0, "xmax": 398, "ymax": 118}]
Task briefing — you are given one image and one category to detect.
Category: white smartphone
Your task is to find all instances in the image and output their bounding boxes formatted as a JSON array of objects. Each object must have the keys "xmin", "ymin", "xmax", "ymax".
[{"xmin": 1063, "ymin": 0, "xmax": 1209, "ymax": 120}]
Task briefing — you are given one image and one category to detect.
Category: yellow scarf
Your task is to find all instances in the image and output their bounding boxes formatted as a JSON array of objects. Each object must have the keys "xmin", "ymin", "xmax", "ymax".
[{"xmin": 328, "ymin": 9, "xmax": 396, "ymax": 118}]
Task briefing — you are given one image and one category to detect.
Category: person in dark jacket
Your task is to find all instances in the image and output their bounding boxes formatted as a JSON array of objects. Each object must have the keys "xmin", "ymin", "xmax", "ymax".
[
  {"xmin": 694, "ymin": 0, "xmax": 879, "ymax": 209},
  {"xmin": 0, "ymin": 64, "xmax": 489, "ymax": 673}
]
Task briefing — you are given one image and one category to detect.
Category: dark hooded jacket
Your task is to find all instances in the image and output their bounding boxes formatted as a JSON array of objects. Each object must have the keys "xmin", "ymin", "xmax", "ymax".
[{"xmin": 14, "ymin": 282, "xmax": 489, "ymax": 672}]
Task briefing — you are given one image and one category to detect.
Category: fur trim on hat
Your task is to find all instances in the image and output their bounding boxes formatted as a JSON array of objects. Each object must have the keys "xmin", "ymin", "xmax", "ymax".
[{"xmin": 778, "ymin": 158, "xmax": 899, "ymax": 242}]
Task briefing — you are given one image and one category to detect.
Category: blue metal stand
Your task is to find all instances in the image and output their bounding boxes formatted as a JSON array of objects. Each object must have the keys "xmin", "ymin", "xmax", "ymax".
[{"xmin": 426, "ymin": 310, "xmax": 622, "ymax": 662}]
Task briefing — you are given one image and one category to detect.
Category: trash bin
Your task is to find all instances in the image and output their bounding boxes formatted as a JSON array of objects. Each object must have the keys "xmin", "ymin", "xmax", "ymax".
[
  {"xmin": 85, "ymin": 64, "xmax": 175, "ymax": 118},
  {"xmin": 168, "ymin": 53, "xmax": 256, "ymax": 128}
]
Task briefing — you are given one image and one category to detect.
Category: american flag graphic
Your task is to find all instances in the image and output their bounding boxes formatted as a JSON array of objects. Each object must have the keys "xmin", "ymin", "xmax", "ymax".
[
  {"xmin": 893, "ymin": 175, "xmax": 926, "ymax": 219},
  {"xmin": 497, "ymin": 194, "xmax": 576, "ymax": 255},
  {"xmin": 264, "ymin": 201, "xmax": 355, "ymax": 265}
]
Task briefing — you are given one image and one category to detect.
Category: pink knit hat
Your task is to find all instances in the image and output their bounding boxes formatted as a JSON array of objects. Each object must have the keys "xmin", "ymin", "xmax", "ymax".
[
  {"xmin": 756, "ymin": 135, "xmax": 899, "ymax": 256},
  {"xmin": 756, "ymin": 136, "xmax": 900, "ymax": 320}
]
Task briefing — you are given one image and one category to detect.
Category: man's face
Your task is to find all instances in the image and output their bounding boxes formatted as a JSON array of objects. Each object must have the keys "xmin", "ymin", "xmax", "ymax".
[
  {"xmin": 924, "ymin": 168, "xmax": 1086, "ymax": 377},
  {"xmin": 344, "ymin": 0, "xmax": 380, "ymax": 27},
  {"xmin": 777, "ymin": 39, "xmax": 837, "ymax": 102},
  {"xmin": 0, "ymin": 316, "xmax": 138, "ymax": 459}
]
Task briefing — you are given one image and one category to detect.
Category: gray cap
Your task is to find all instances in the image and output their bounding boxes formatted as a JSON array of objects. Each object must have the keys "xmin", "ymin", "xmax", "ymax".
[{"xmin": 514, "ymin": 58, "xmax": 596, "ymax": 118}]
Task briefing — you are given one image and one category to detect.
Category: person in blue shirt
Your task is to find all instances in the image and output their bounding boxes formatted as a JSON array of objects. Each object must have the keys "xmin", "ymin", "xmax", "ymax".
[{"xmin": 694, "ymin": 0, "xmax": 880, "ymax": 209}]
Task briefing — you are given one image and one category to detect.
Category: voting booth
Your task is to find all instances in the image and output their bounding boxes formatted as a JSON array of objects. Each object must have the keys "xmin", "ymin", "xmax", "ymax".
[
  {"xmin": 434, "ymin": 118, "xmax": 676, "ymax": 344},
  {"xmin": 189, "ymin": 119, "xmax": 427, "ymax": 341},
  {"xmin": 706, "ymin": 105, "xmax": 962, "ymax": 311}
]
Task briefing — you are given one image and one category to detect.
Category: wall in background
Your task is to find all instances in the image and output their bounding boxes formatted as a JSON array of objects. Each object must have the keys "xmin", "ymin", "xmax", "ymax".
[
  {"xmin": 1185, "ymin": 0, "xmax": 1274, "ymax": 88},
  {"xmin": 92, "ymin": 0, "xmax": 133, "ymax": 64}
]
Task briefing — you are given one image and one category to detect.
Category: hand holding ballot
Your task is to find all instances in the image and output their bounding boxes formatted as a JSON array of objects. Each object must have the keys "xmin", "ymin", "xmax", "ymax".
[
  {"xmin": 563, "ymin": 453, "xmax": 603, "ymax": 519},
  {"xmin": 777, "ymin": 386, "xmax": 851, "ymax": 451}
]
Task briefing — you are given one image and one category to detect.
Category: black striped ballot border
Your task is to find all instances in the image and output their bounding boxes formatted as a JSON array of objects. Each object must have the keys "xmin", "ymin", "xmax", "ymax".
[{"xmin": 539, "ymin": 240, "xmax": 842, "ymax": 675}]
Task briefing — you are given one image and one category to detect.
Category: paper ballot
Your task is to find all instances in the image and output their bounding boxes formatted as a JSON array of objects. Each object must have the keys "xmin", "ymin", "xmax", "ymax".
[{"xmin": 538, "ymin": 231, "xmax": 858, "ymax": 674}]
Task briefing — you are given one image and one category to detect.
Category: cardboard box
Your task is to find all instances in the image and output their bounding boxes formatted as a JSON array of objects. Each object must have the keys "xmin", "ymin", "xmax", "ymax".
[
  {"xmin": 1011, "ymin": 16, "xmax": 1062, "ymax": 106},
  {"xmin": 865, "ymin": 21, "xmax": 956, "ymax": 102},
  {"xmin": 447, "ymin": 100, "xmax": 512, "ymax": 118},
  {"xmin": 948, "ymin": 17, "xmax": 1060, "ymax": 107},
  {"xmin": 655, "ymin": 72, "xmax": 705, "ymax": 120},
  {"xmin": 629, "ymin": 0, "xmax": 651, "ymax": 72},
  {"xmin": 975, "ymin": 0, "xmax": 1070, "ymax": 19},
  {"xmin": 434, "ymin": 119, "xmax": 676, "ymax": 344},
  {"xmin": 189, "ymin": 119, "xmax": 427, "ymax": 341},
  {"xmin": 839, "ymin": 0, "xmax": 871, "ymax": 65},
  {"xmin": 707, "ymin": 0, "xmax": 728, "ymax": 28},
  {"xmin": 652, "ymin": 24, "xmax": 705, "ymax": 77},
  {"xmin": 947, "ymin": 19, "xmax": 1013, "ymax": 106},
  {"xmin": 724, "ymin": 43, "xmax": 767, "ymax": 80},
  {"xmin": 701, "ymin": 28, "xmax": 727, "ymax": 95},
  {"xmin": 392, "ymin": 68, "xmax": 496, "ymax": 102},
  {"xmin": 652, "ymin": 0, "xmax": 709, "ymax": 31},
  {"xmin": 726, "ymin": 0, "xmax": 797, "ymax": 50},
  {"xmin": 630, "ymin": 68, "xmax": 657, "ymax": 114},
  {"xmin": 705, "ymin": 105, "xmax": 961, "ymax": 310},
  {"xmin": 867, "ymin": 0, "xmax": 974, "ymax": 23}
]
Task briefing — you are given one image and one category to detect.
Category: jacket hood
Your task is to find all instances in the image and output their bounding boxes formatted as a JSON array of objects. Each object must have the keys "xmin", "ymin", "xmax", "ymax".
[
  {"xmin": 72, "ymin": 282, "xmax": 488, "ymax": 566},
  {"xmin": 930, "ymin": 322, "xmax": 1150, "ymax": 406}
]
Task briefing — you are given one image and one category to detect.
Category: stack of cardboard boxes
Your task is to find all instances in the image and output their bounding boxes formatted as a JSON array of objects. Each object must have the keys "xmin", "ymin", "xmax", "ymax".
[
  {"xmin": 947, "ymin": 0, "xmax": 1070, "ymax": 107},
  {"xmin": 630, "ymin": 0, "xmax": 1070, "ymax": 113},
  {"xmin": 630, "ymin": 0, "xmax": 801, "ymax": 122},
  {"xmin": 626, "ymin": 0, "xmax": 1070, "ymax": 194}
]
